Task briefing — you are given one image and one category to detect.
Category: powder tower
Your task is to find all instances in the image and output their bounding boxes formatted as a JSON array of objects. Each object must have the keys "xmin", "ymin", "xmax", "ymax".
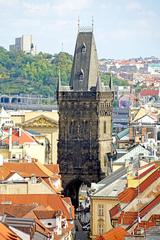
[{"xmin": 57, "ymin": 27, "xmax": 114, "ymax": 206}]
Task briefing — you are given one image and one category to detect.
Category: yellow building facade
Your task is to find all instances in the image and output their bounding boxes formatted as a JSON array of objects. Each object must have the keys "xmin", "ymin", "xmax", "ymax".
[{"xmin": 11, "ymin": 111, "xmax": 58, "ymax": 164}]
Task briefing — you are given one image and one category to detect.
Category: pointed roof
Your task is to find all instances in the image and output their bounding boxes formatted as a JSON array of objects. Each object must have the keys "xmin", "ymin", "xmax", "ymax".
[
  {"xmin": 109, "ymin": 73, "xmax": 113, "ymax": 90},
  {"xmin": 70, "ymin": 30, "xmax": 99, "ymax": 91},
  {"xmin": 0, "ymin": 107, "xmax": 10, "ymax": 118},
  {"xmin": 96, "ymin": 77, "xmax": 102, "ymax": 92},
  {"xmin": 22, "ymin": 114, "xmax": 58, "ymax": 128},
  {"xmin": 1, "ymin": 128, "xmax": 36, "ymax": 145},
  {"xmin": 57, "ymin": 69, "xmax": 62, "ymax": 93}
]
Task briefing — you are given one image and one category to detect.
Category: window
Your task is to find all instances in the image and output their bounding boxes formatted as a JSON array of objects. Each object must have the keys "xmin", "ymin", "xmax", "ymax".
[
  {"xmin": 157, "ymin": 132, "xmax": 160, "ymax": 141},
  {"xmin": 47, "ymin": 222, "xmax": 52, "ymax": 226},
  {"xmin": 104, "ymin": 121, "xmax": 106, "ymax": 134},
  {"xmin": 104, "ymin": 156, "xmax": 107, "ymax": 167},
  {"xmin": 98, "ymin": 204, "xmax": 104, "ymax": 217},
  {"xmin": 97, "ymin": 219, "xmax": 104, "ymax": 235},
  {"xmin": 81, "ymin": 42, "xmax": 86, "ymax": 53},
  {"xmin": 79, "ymin": 69, "xmax": 84, "ymax": 81},
  {"xmin": 111, "ymin": 219, "xmax": 118, "ymax": 227},
  {"xmin": 156, "ymin": 219, "xmax": 160, "ymax": 226},
  {"xmin": 69, "ymin": 121, "xmax": 75, "ymax": 134}
]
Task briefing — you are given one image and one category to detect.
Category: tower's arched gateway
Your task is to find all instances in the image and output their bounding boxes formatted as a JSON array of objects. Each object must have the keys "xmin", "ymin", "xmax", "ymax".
[{"xmin": 57, "ymin": 27, "xmax": 114, "ymax": 207}]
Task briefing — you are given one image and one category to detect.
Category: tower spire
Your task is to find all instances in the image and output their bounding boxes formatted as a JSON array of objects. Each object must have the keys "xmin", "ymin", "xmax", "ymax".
[
  {"xmin": 92, "ymin": 16, "xmax": 94, "ymax": 32},
  {"xmin": 96, "ymin": 76, "xmax": 102, "ymax": 92},
  {"xmin": 78, "ymin": 16, "xmax": 80, "ymax": 32},
  {"xmin": 57, "ymin": 68, "xmax": 61, "ymax": 93},
  {"xmin": 109, "ymin": 73, "xmax": 113, "ymax": 90}
]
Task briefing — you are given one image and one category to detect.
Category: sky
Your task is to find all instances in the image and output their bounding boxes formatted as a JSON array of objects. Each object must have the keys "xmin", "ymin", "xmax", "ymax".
[{"xmin": 0, "ymin": 0, "xmax": 160, "ymax": 59}]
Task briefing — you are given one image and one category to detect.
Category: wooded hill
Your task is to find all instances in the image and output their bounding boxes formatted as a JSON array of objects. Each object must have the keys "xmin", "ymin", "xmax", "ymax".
[{"xmin": 0, "ymin": 47, "xmax": 128, "ymax": 97}]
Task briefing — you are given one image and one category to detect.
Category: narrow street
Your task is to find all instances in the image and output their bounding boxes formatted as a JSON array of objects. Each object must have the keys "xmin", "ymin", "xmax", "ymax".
[{"xmin": 75, "ymin": 213, "xmax": 89, "ymax": 240}]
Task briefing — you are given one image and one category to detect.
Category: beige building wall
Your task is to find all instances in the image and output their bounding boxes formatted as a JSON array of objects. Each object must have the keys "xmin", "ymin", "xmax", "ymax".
[
  {"xmin": 24, "ymin": 111, "xmax": 58, "ymax": 164},
  {"xmin": 23, "ymin": 143, "xmax": 46, "ymax": 164},
  {"xmin": 24, "ymin": 111, "xmax": 58, "ymax": 122},
  {"xmin": 0, "ymin": 143, "xmax": 46, "ymax": 164},
  {"xmin": 11, "ymin": 111, "xmax": 59, "ymax": 164},
  {"xmin": 0, "ymin": 181, "xmax": 54, "ymax": 195},
  {"xmin": 11, "ymin": 115, "xmax": 25, "ymax": 126},
  {"xmin": 0, "ymin": 149, "xmax": 10, "ymax": 160},
  {"xmin": 99, "ymin": 115, "xmax": 112, "ymax": 174},
  {"xmin": 90, "ymin": 197, "xmax": 118, "ymax": 240}
]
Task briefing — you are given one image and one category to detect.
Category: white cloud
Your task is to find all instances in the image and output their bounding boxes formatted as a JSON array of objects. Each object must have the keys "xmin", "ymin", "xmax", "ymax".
[
  {"xmin": 53, "ymin": 0, "xmax": 91, "ymax": 15},
  {"xmin": 126, "ymin": 0, "xmax": 156, "ymax": 18},
  {"xmin": 22, "ymin": 2, "xmax": 51, "ymax": 17},
  {"xmin": 126, "ymin": 0, "xmax": 142, "ymax": 12}
]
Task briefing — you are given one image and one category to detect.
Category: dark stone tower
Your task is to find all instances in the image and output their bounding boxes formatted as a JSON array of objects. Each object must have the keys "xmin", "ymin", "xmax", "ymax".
[{"xmin": 57, "ymin": 27, "xmax": 114, "ymax": 205}]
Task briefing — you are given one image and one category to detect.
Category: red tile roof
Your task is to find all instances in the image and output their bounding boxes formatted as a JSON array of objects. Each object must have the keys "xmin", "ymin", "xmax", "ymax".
[
  {"xmin": 118, "ymin": 211, "xmax": 138, "ymax": 225},
  {"xmin": 0, "ymin": 222, "xmax": 22, "ymax": 240},
  {"xmin": 118, "ymin": 188, "xmax": 137, "ymax": 203},
  {"xmin": 140, "ymin": 89, "xmax": 159, "ymax": 97},
  {"xmin": 118, "ymin": 168, "xmax": 160, "ymax": 204},
  {"xmin": 44, "ymin": 164, "xmax": 60, "ymax": 174},
  {"xmin": 96, "ymin": 227, "xmax": 129, "ymax": 240},
  {"xmin": 3, "ymin": 162, "xmax": 54, "ymax": 178},
  {"xmin": 2, "ymin": 128, "xmax": 35, "ymax": 145},
  {"xmin": 0, "ymin": 194, "xmax": 74, "ymax": 220},
  {"xmin": 139, "ymin": 168, "xmax": 160, "ymax": 193},
  {"xmin": 110, "ymin": 204, "xmax": 121, "ymax": 218},
  {"xmin": 135, "ymin": 164, "xmax": 156, "ymax": 179},
  {"xmin": 0, "ymin": 203, "xmax": 38, "ymax": 218},
  {"xmin": 33, "ymin": 210, "xmax": 62, "ymax": 219},
  {"xmin": 0, "ymin": 165, "xmax": 11, "ymax": 181},
  {"xmin": 140, "ymin": 194, "xmax": 160, "ymax": 219}
]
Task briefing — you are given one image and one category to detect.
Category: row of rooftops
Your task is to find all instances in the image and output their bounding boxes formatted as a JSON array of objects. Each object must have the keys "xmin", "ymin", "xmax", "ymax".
[
  {"xmin": 0, "ymin": 194, "xmax": 74, "ymax": 239},
  {"xmin": 94, "ymin": 162, "xmax": 160, "ymax": 239},
  {"xmin": 0, "ymin": 161, "xmax": 74, "ymax": 239}
]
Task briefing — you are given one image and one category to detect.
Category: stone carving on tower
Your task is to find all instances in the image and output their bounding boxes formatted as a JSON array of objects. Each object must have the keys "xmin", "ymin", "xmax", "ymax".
[{"xmin": 57, "ymin": 26, "xmax": 114, "ymax": 189}]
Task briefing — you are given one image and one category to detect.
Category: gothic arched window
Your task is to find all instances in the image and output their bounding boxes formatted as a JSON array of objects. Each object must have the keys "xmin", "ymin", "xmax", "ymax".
[
  {"xmin": 81, "ymin": 42, "xmax": 86, "ymax": 53},
  {"xmin": 79, "ymin": 68, "xmax": 84, "ymax": 81}
]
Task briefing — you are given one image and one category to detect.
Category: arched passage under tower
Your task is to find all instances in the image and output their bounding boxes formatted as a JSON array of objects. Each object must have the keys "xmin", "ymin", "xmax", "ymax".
[{"xmin": 64, "ymin": 178, "xmax": 90, "ymax": 209}]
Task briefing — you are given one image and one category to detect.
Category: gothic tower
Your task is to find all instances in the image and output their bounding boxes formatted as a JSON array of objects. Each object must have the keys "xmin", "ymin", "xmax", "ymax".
[{"xmin": 57, "ymin": 27, "xmax": 114, "ymax": 202}]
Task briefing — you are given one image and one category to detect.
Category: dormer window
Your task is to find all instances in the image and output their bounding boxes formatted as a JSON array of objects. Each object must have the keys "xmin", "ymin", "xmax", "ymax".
[
  {"xmin": 81, "ymin": 42, "xmax": 86, "ymax": 53},
  {"xmin": 79, "ymin": 68, "xmax": 84, "ymax": 81}
]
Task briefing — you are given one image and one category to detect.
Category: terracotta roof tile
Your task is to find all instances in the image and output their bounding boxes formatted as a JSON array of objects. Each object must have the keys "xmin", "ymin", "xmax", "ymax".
[
  {"xmin": 3, "ymin": 162, "xmax": 53, "ymax": 178},
  {"xmin": 140, "ymin": 89, "xmax": 159, "ymax": 97},
  {"xmin": 118, "ymin": 168, "xmax": 160, "ymax": 203},
  {"xmin": 0, "ymin": 194, "xmax": 74, "ymax": 220},
  {"xmin": 0, "ymin": 165, "xmax": 11, "ymax": 181},
  {"xmin": 110, "ymin": 204, "xmax": 121, "ymax": 218},
  {"xmin": 33, "ymin": 210, "xmax": 61, "ymax": 219},
  {"xmin": 0, "ymin": 203, "xmax": 38, "ymax": 218},
  {"xmin": 96, "ymin": 227, "xmax": 129, "ymax": 240},
  {"xmin": 0, "ymin": 222, "xmax": 22, "ymax": 240},
  {"xmin": 34, "ymin": 162, "xmax": 54, "ymax": 177},
  {"xmin": 44, "ymin": 164, "xmax": 60, "ymax": 174},
  {"xmin": 118, "ymin": 188, "xmax": 137, "ymax": 203},
  {"xmin": 118, "ymin": 211, "xmax": 138, "ymax": 225},
  {"xmin": 2, "ymin": 128, "xmax": 35, "ymax": 145}
]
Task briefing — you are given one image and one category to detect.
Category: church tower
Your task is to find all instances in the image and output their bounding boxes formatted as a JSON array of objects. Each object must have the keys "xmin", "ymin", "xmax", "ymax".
[{"xmin": 57, "ymin": 27, "xmax": 114, "ymax": 194}]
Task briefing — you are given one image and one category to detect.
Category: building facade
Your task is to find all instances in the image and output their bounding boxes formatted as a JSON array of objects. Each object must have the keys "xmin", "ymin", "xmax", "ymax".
[
  {"xmin": 57, "ymin": 28, "xmax": 114, "ymax": 205},
  {"xmin": 9, "ymin": 34, "xmax": 35, "ymax": 54}
]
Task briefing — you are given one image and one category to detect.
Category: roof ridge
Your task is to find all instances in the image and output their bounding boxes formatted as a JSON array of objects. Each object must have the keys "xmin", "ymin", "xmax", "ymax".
[{"xmin": 34, "ymin": 162, "xmax": 53, "ymax": 177}]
